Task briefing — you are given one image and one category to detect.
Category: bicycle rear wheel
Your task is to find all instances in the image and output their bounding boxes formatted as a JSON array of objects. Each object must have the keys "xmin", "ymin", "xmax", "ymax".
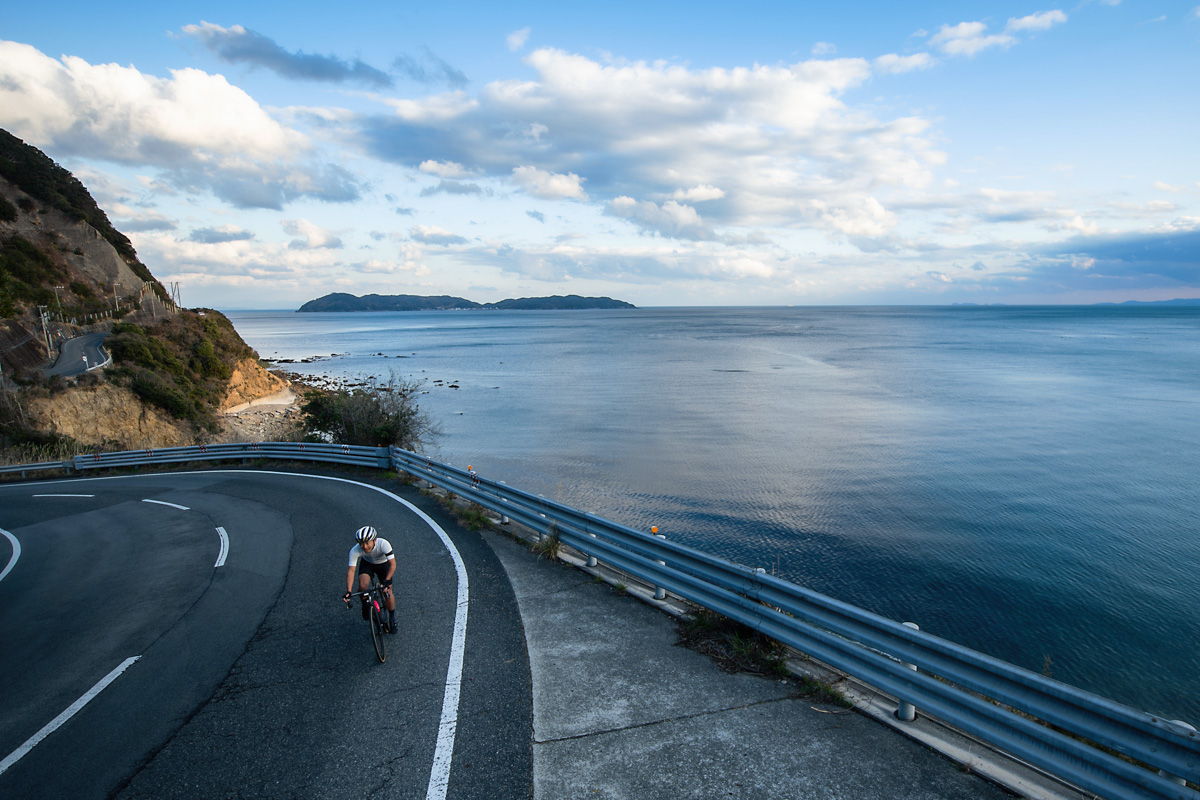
[{"xmin": 370, "ymin": 596, "xmax": 387, "ymax": 663}]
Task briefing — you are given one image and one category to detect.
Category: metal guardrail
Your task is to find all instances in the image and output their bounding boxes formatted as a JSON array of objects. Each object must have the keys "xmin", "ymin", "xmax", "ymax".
[
  {"xmin": 389, "ymin": 448, "xmax": 1200, "ymax": 800},
  {"xmin": 85, "ymin": 344, "xmax": 112, "ymax": 372},
  {"xmin": 0, "ymin": 442, "xmax": 387, "ymax": 477},
  {"xmin": 2, "ymin": 441, "xmax": 1197, "ymax": 798},
  {"xmin": 70, "ymin": 442, "xmax": 390, "ymax": 470},
  {"xmin": 0, "ymin": 460, "xmax": 72, "ymax": 476}
]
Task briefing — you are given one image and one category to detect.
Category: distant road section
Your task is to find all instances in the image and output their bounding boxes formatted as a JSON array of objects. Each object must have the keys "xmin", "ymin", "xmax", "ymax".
[{"xmin": 45, "ymin": 333, "xmax": 109, "ymax": 378}]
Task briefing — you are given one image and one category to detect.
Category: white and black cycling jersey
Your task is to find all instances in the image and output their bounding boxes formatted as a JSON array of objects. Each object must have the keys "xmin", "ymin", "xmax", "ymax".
[{"xmin": 348, "ymin": 537, "xmax": 395, "ymax": 567}]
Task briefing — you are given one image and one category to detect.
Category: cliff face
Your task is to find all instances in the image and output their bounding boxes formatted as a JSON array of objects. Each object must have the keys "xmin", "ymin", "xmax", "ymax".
[
  {"xmin": 26, "ymin": 383, "xmax": 195, "ymax": 449},
  {"xmin": 1, "ymin": 132, "xmax": 295, "ymax": 455},
  {"xmin": 0, "ymin": 174, "xmax": 147, "ymax": 293},
  {"xmin": 221, "ymin": 358, "xmax": 289, "ymax": 412}
]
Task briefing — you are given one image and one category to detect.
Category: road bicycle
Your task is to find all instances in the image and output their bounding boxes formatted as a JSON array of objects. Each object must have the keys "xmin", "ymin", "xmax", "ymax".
[{"xmin": 346, "ymin": 577, "xmax": 389, "ymax": 663}]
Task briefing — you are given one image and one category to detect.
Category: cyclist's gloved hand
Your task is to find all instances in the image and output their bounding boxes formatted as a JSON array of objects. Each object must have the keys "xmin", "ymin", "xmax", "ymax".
[
  {"xmin": 343, "ymin": 592, "xmax": 352, "ymax": 602},
  {"xmin": 382, "ymin": 578, "xmax": 392, "ymax": 587}
]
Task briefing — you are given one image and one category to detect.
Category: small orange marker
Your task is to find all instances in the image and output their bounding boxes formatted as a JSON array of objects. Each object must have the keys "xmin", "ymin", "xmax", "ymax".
[{"xmin": 651, "ymin": 526, "xmax": 658, "ymax": 534}]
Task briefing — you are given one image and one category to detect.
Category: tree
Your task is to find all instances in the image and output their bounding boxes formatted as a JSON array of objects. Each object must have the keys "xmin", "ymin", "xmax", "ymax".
[{"xmin": 300, "ymin": 375, "xmax": 435, "ymax": 451}]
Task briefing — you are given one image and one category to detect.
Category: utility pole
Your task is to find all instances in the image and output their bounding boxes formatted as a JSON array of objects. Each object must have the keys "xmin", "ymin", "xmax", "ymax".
[
  {"xmin": 53, "ymin": 285, "xmax": 64, "ymax": 310},
  {"xmin": 113, "ymin": 283, "xmax": 122, "ymax": 312},
  {"xmin": 37, "ymin": 305, "xmax": 51, "ymax": 354}
]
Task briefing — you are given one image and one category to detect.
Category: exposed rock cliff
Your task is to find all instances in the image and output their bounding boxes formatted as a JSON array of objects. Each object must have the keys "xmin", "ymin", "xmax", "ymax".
[
  {"xmin": 221, "ymin": 358, "xmax": 289, "ymax": 412},
  {"xmin": 1, "ymin": 131, "xmax": 296, "ymax": 456},
  {"xmin": 26, "ymin": 382, "xmax": 195, "ymax": 449}
]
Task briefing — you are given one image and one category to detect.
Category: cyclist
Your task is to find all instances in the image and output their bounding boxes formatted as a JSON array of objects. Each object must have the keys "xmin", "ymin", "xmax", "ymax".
[{"xmin": 343, "ymin": 525, "xmax": 398, "ymax": 634}]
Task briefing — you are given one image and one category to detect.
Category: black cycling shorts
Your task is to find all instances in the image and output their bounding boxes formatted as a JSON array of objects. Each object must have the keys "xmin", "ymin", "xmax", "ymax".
[{"xmin": 358, "ymin": 558, "xmax": 393, "ymax": 583}]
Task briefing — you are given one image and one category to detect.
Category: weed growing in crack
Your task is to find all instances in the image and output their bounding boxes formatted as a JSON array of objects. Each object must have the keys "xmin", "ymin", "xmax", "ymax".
[
  {"xmin": 532, "ymin": 524, "xmax": 561, "ymax": 559},
  {"xmin": 675, "ymin": 608, "xmax": 791, "ymax": 678}
]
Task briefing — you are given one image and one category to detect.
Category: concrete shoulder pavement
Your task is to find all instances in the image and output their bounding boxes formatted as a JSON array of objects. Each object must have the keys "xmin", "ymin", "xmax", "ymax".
[{"xmin": 484, "ymin": 532, "xmax": 1017, "ymax": 800}]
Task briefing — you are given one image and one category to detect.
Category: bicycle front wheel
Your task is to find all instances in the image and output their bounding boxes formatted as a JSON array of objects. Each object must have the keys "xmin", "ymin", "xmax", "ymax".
[{"xmin": 370, "ymin": 603, "xmax": 387, "ymax": 663}]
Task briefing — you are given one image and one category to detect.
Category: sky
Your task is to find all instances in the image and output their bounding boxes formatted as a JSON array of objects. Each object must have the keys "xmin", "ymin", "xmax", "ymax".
[{"xmin": 1, "ymin": 1, "xmax": 1198, "ymax": 309}]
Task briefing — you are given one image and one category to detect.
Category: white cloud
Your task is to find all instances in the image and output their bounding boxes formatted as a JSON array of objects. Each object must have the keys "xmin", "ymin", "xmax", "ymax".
[
  {"xmin": 1005, "ymin": 10, "xmax": 1068, "ymax": 33},
  {"xmin": 873, "ymin": 53, "xmax": 937, "ymax": 74},
  {"xmin": 1154, "ymin": 181, "xmax": 1187, "ymax": 193},
  {"xmin": 0, "ymin": 39, "xmax": 359, "ymax": 209},
  {"xmin": 411, "ymin": 225, "xmax": 469, "ymax": 245},
  {"xmin": 811, "ymin": 196, "xmax": 897, "ymax": 237},
  {"xmin": 606, "ymin": 196, "xmax": 715, "ymax": 240},
  {"xmin": 282, "ymin": 219, "xmax": 343, "ymax": 249},
  {"xmin": 812, "ymin": 42, "xmax": 837, "ymax": 56},
  {"xmin": 507, "ymin": 27, "xmax": 531, "ymax": 52},
  {"xmin": 511, "ymin": 166, "xmax": 588, "ymax": 200},
  {"xmin": 419, "ymin": 160, "xmax": 472, "ymax": 178},
  {"xmin": 929, "ymin": 22, "xmax": 1016, "ymax": 56},
  {"xmin": 671, "ymin": 185, "xmax": 726, "ymax": 203},
  {"xmin": 360, "ymin": 48, "xmax": 942, "ymax": 242}
]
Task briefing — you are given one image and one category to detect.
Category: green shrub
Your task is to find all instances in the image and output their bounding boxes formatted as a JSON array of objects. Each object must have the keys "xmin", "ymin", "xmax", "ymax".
[
  {"xmin": 300, "ymin": 375, "xmax": 435, "ymax": 450},
  {"xmin": 129, "ymin": 371, "xmax": 192, "ymax": 419},
  {"xmin": 0, "ymin": 196, "xmax": 17, "ymax": 222}
]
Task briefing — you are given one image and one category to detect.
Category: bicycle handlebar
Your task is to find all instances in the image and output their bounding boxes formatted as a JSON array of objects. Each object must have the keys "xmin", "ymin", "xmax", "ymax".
[{"xmin": 345, "ymin": 583, "xmax": 391, "ymax": 601}]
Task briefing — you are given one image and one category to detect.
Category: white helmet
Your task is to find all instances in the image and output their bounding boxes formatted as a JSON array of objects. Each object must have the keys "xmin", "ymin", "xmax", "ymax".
[{"xmin": 355, "ymin": 525, "xmax": 378, "ymax": 543}]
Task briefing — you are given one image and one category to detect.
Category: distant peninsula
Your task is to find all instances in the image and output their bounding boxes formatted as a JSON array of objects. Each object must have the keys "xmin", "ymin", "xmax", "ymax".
[
  {"xmin": 1094, "ymin": 298, "xmax": 1200, "ymax": 307},
  {"xmin": 297, "ymin": 293, "xmax": 636, "ymax": 312}
]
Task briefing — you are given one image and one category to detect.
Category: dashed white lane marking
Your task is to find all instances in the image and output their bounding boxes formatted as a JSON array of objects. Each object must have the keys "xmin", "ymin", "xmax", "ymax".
[
  {"xmin": 214, "ymin": 527, "xmax": 229, "ymax": 568},
  {"xmin": 4, "ymin": 470, "xmax": 471, "ymax": 798},
  {"xmin": 0, "ymin": 528, "xmax": 20, "ymax": 583},
  {"xmin": 0, "ymin": 656, "xmax": 141, "ymax": 776},
  {"xmin": 142, "ymin": 499, "xmax": 190, "ymax": 510},
  {"xmin": 32, "ymin": 494, "xmax": 94, "ymax": 498}
]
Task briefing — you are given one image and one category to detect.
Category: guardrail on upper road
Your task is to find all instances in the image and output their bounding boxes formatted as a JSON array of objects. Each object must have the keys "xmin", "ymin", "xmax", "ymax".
[
  {"xmin": 85, "ymin": 344, "xmax": 112, "ymax": 372},
  {"xmin": 1, "ymin": 441, "xmax": 1197, "ymax": 798}
]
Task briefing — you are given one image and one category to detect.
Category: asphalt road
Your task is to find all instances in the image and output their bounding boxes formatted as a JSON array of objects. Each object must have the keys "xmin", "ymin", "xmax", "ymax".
[
  {"xmin": 0, "ymin": 468, "xmax": 532, "ymax": 800},
  {"xmin": 45, "ymin": 332, "xmax": 109, "ymax": 378}
]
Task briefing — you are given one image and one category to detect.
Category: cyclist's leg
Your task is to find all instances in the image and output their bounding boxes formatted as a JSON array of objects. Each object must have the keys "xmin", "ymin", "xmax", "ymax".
[{"xmin": 356, "ymin": 567, "xmax": 372, "ymax": 618}]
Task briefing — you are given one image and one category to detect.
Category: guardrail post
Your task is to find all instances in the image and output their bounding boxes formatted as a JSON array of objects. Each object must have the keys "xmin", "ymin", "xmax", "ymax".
[
  {"xmin": 586, "ymin": 533, "xmax": 598, "ymax": 568},
  {"xmin": 1160, "ymin": 720, "xmax": 1197, "ymax": 785},
  {"xmin": 652, "ymin": 527, "xmax": 667, "ymax": 600},
  {"xmin": 498, "ymin": 481, "xmax": 510, "ymax": 524},
  {"xmin": 896, "ymin": 622, "xmax": 920, "ymax": 722}
]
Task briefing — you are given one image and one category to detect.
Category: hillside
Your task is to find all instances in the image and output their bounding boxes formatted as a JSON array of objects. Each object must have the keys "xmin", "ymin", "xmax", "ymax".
[
  {"xmin": 298, "ymin": 292, "xmax": 636, "ymax": 312},
  {"xmin": 0, "ymin": 129, "xmax": 292, "ymax": 459}
]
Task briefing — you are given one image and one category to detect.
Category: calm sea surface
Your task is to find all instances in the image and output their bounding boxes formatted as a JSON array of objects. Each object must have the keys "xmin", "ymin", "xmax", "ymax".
[{"xmin": 226, "ymin": 306, "xmax": 1200, "ymax": 721}]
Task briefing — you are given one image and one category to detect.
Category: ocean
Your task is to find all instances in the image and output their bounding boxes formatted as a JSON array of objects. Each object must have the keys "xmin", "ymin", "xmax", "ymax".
[{"xmin": 225, "ymin": 305, "xmax": 1200, "ymax": 723}]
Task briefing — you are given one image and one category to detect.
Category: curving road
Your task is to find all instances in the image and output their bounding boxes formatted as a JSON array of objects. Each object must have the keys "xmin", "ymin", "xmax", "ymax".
[
  {"xmin": 0, "ymin": 469, "xmax": 532, "ymax": 799},
  {"xmin": 45, "ymin": 332, "xmax": 110, "ymax": 378}
]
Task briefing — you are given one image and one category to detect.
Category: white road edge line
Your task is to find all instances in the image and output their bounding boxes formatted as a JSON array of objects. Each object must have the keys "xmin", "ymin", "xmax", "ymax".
[
  {"xmin": 0, "ymin": 528, "xmax": 20, "ymax": 583},
  {"xmin": 32, "ymin": 494, "xmax": 95, "ymax": 498},
  {"xmin": 214, "ymin": 527, "xmax": 229, "ymax": 568},
  {"xmin": 241, "ymin": 471, "xmax": 468, "ymax": 800},
  {"xmin": 142, "ymin": 499, "xmax": 190, "ymax": 510},
  {"xmin": 0, "ymin": 656, "xmax": 141, "ymax": 776},
  {"xmin": 1, "ymin": 469, "xmax": 471, "ymax": 798}
]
